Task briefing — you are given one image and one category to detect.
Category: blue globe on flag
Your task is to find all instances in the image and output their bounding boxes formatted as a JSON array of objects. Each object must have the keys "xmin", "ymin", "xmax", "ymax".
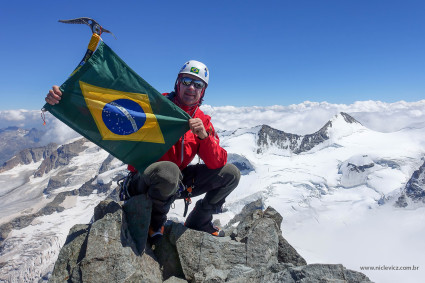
[{"xmin": 102, "ymin": 99, "xmax": 146, "ymax": 135}]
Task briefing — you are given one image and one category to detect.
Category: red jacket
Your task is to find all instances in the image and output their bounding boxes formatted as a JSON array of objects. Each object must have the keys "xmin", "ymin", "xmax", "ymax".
[{"xmin": 128, "ymin": 93, "xmax": 227, "ymax": 172}]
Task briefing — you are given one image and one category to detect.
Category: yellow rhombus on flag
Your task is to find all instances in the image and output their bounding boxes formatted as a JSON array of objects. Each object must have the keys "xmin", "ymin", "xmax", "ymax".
[
  {"xmin": 80, "ymin": 81, "xmax": 165, "ymax": 143},
  {"xmin": 42, "ymin": 41, "xmax": 190, "ymax": 172}
]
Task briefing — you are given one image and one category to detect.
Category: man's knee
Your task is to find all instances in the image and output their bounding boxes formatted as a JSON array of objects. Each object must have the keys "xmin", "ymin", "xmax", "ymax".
[
  {"xmin": 220, "ymin": 163, "xmax": 241, "ymax": 190},
  {"xmin": 144, "ymin": 161, "xmax": 181, "ymax": 199},
  {"xmin": 206, "ymin": 163, "xmax": 240, "ymax": 206}
]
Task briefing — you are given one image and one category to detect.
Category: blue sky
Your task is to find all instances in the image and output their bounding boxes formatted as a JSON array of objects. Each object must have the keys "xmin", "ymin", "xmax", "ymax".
[{"xmin": 0, "ymin": 0, "xmax": 424, "ymax": 110}]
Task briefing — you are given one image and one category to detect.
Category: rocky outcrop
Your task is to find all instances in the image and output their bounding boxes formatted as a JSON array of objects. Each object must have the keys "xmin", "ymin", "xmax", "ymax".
[
  {"xmin": 395, "ymin": 160, "xmax": 425, "ymax": 207},
  {"xmin": 34, "ymin": 138, "xmax": 89, "ymax": 177},
  {"xmin": 43, "ymin": 167, "xmax": 79, "ymax": 195},
  {"xmin": 0, "ymin": 137, "xmax": 88, "ymax": 176},
  {"xmin": 99, "ymin": 154, "xmax": 118, "ymax": 174},
  {"xmin": 49, "ymin": 199, "xmax": 372, "ymax": 283},
  {"xmin": 405, "ymin": 160, "xmax": 425, "ymax": 202},
  {"xmin": 339, "ymin": 155, "xmax": 375, "ymax": 188},
  {"xmin": 0, "ymin": 127, "xmax": 46, "ymax": 165},
  {"xmin": 257, "ymin": 112, "xmax": 361, "ymax": 154},
  {"xmin": 256, "ymin": 125, "xmax": 302, "ymax": 154},
  {"xmin": 227, "ymin": 153, "xmax": 255, "ymax": 175},
  {"xmin": 49, "ymin": 195, "xmax": 160, "ymax": 283},
  {"xmin": 0, "ymin": 143, "xmax": 57, "ymax": 173}
]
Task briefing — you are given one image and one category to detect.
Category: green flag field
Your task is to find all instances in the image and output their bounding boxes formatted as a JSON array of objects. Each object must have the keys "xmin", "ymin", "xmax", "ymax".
[{"xmin": 43, "ymin": 42, "xmax": 190, "ymax": 172}]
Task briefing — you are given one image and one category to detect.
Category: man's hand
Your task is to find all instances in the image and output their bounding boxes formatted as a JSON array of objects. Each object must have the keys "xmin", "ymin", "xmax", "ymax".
[
  {"xmin": 45, "ymin": 85, "xmax": 62, "ymax": 105},
  {"xmin": 189, "ymin": 118, "xmax": 208, "ymax": 139}
]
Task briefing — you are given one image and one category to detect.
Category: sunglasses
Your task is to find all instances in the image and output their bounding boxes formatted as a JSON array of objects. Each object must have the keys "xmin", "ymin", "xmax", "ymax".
[{"xmin": 179, "ymin": 77, "xmax": 205, "ymax": 89}]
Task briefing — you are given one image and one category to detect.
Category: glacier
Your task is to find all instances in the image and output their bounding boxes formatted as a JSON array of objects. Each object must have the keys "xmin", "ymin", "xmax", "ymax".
[{"xmin": 0, "ymin": 109, "xmax": 424, "ymax": 283}]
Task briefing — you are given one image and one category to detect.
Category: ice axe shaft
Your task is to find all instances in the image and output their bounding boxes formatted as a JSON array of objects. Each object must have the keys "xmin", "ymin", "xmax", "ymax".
[{"xmin": 58, "ymin": 17, "xmax": 114, "ymax": 75}]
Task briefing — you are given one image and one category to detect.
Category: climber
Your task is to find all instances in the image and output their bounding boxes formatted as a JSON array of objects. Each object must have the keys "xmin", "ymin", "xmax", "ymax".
[{"xmin": 45, "ymin": 60, "xmax": 241, "ymax": 241}]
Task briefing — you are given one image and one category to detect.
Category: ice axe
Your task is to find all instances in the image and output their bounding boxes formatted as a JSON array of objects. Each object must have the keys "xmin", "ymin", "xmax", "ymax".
[
  {"xmin": 41, "ymin": 17, "xmax": 115, "ymax": 125},
  {"xmin": 59, "ymin": 17, "xmax": 115, "ymax": 76}
]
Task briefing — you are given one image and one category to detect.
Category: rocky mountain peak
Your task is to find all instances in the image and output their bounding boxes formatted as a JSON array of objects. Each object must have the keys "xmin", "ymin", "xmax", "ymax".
[
  {"xmin": 48, "ymin": 198, "xmax": 372, "ymax": 283},
  {"xmin": 339, "ymin": 155, "xmax": 375, "ymax": 188},
  {"xmin": 395, "ymin": 159, "xmax": 425, "ymax": 207},
  {"xmin": 0, "ymin": 126, "xmax": 46, "ymax": 165},
  {"xmin": 257, "ymin": 112, "xmax": 362, "ymax": 155},
  {"xmin": 0, "ymin": 143, "xmax": 58, "ymax": 173},
  {"xmin": 0, "ymin": 137, "xmax": 90, "ymax": 176},
  {"xmin": 318, "ymin": 112, "xmax": 362, "ymax": 133},
  {"xmin": 339, "ymin": 112, "xmax": 362, "ymax": 125}
]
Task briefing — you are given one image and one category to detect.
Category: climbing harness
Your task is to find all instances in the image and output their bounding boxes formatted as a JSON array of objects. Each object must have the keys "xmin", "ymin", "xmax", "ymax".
[
  {"xmin": 118, "ymin": 171, "xmax": 137, "ymax": 201},
  {"xmin": 176, "ymin": 179, "xmax": 194, "ymax": 217}
]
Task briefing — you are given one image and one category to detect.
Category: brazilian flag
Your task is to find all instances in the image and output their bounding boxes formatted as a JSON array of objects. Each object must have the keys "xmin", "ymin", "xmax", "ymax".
[{"xmin": 43, "ymin": 42, "xmax": 190, "ymax": 172}]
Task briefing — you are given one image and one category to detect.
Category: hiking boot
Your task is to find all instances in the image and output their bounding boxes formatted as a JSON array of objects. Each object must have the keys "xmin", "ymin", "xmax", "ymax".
[
  {"xmin": 184, "ymin": 199, "xmax": 225, "ymax": 237},
  {"xmin": 196, "ymin": 221, "xmax": 225, "ymax": 237},
  {"xmin": 148, "ymin": 225, "xmax": 164, "ymax": 246},
  {"xmin": 148, "ymin": 195, "xmax": 174, "ymax": 246}
]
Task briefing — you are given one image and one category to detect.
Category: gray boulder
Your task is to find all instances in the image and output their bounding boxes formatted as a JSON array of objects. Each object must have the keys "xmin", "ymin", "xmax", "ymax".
[
  {"xmin": 50, "ymin": 199, "xmax": 371, "ymax": 283},
  {"xmin": 49, "ymin": 198, "xmax": 161, "ymax": 283}
]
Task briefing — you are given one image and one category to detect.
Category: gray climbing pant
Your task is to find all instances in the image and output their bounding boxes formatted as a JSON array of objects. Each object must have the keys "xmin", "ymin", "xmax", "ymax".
[{"xmin": 132, "ymin": 161, "xmax": 240, "ymax": 229}]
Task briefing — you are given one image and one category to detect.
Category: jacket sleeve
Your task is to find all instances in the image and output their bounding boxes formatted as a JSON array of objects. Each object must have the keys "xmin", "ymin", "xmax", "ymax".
[{"xmin": 197, "ymin": 118, "xmax": 227, "ymax": 169}]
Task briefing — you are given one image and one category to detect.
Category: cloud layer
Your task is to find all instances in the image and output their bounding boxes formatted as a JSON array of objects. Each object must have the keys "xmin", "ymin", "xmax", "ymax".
[
  {"xmin": 1, "ymin": 100, "xmax": 425, "ymax": 144},
  {"xmin": 202, "ymin": 100, "xmax": 425, "ymax": 134}
]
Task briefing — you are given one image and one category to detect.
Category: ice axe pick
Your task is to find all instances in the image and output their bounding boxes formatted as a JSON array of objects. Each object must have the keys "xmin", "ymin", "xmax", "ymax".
[{"xmin": 58, "ymin": 17, "xmax": 115, "ymax": 75}]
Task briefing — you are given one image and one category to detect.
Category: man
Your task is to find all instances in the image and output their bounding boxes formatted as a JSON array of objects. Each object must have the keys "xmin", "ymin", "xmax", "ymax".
[{"xmin": 45, "ymin": 60, "xmax": 240, "ymax": 240}]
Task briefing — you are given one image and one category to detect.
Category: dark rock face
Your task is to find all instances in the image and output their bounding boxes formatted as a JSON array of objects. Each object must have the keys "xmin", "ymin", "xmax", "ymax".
[
  {"xmin": 0, "ymin": 137, "xmax": 88, "ymax": 176},
  {"xmin": 0, "ymin": 143, "xmax": 57, "ymax": 173},
  {"xmin": 346, "ymin": 162, "xmax": 375, "ymax": 173},
  {"xmin": 98, "ymin": 154, "xmax": 117, "ymax": 174},
  {"xmin": 394, "ymin": 193, "xmax": 408, "ymax": 208},
  {"xmin": 0, "ymin": 127, "xmax": 46, "ymax": 165},
  {"xmin": 50, "ymin": 199, "xmax": 371, "ymax": 283},
  {"xmin": 34, "ymin": 138, "xmax": 89, "ymax": 177},
  {"xmin": 227, "ymin": 153, "xmax": 255, "ymax": 175},
  {"xmin": 405, "ymin": 160, "xmax": 425, "ymax": 202},
  {"xmin": 396, "ymin": 160, "xmax": 425, "ymax": 207},
  {"xmin": 257, "ymin": 112, "xmax": 361, "ymax": 155},
  {"xmin": 257, "ymin": 125, "xmax": 302, "ymax": 154},
  {"xmin": 340, "ymin": 112, "xmax": 361, "ymax": 124}
]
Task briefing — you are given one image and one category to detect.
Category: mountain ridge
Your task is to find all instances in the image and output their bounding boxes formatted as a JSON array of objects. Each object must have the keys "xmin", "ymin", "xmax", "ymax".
[
  {"xmin": 0, "ymin": 111, "xmax": 423, "ymax": 283},
  {"xmin": 255, "ymin": 112, "xmax": 364, "ymax": 154},
  {"xmin": 0, "ymin": 127, "xmax": 46, "ymax": 165},
  {"xmin": 48, "ymin": 198, "xmax": 372, "ymax": 283}
]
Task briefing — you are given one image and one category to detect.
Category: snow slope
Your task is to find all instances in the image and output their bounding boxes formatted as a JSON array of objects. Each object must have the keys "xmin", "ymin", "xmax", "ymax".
[{"xmin": 0, "ymin": 112, "xmax": 424, "ymax": 283}]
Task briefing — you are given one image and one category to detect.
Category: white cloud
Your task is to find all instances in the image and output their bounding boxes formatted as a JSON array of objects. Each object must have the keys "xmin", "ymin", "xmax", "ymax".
[
  {"xmin": 0, "ymin": 109, "xmax": 80, "ymax": 145},
  {"xmin": 0, "ymin": 110, "xmax": 40, "ymax": 128},
  {"xmin": 2, "ymin": 100, "xmax": 425, "ymax": 145},
  {"xmin": 202, "ymin": 100, "xmax": 425, "ymax": 134},
  {"xmin": 40, "ymin": 118, "xmax": 81, "ymax": 145}
]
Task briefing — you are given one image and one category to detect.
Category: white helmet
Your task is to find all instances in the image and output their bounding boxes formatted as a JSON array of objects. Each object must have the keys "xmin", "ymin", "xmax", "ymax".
[{"xmin": 178, "ymin": 60, "xmax": 209, "ymax": 85}]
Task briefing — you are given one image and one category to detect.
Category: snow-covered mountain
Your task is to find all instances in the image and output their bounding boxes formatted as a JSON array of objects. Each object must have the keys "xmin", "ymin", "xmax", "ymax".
[
  {"xmin": 0, "ymin": 127, "xmax": 46, "ymax": 165},
  {"xmin": 0, "ymin": 112, "xmax": 424, "ymax": 283}
]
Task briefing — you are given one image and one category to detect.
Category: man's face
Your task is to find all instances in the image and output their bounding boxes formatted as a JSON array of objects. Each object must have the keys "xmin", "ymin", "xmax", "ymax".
[{"xmin": 177, "ymin": 74, "xmax": 205, "ymax": 106}]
